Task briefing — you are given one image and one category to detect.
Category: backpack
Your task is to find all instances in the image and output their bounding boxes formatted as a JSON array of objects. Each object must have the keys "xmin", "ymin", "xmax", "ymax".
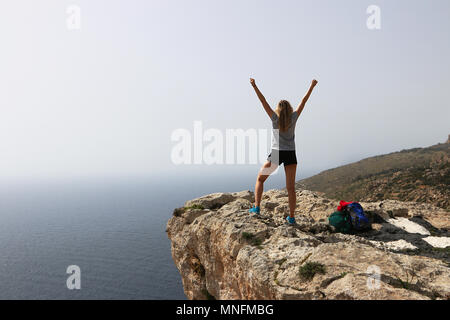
[
  {"xmin": 346, "ymin": 202, "xmax": 371, "ymax": 231},
  {"xmin": 328, "ymin": 210, "xmax": 353, "ymax": 234}
]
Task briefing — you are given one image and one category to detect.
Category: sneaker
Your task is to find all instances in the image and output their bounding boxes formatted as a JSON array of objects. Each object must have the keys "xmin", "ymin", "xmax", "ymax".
[
  {"xmin": 286, "ymin": 216, "xmax": 296, "ymax": 225},
  {"xmin": 249, "ymin": 206, "xmax": 260, "ymax": 214}
]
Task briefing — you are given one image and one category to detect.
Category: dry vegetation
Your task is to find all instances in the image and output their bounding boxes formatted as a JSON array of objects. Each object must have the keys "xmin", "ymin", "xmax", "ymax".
[{"xmin": 297, "ymin": 142, "xmax": 450, "ymax": 210}]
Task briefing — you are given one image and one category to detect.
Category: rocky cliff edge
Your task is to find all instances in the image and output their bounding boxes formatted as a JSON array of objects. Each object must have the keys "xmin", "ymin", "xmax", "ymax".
[{"xmin": 166, "ymin": 189, "xmax": 450, "ymax": 300}]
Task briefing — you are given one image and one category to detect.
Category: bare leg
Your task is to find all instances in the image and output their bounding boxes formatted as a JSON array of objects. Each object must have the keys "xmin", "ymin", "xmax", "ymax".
[
  {"xmin": 254, "ymin": 161, "xmax": 277, "ymax": 207},
  {"xmin": 284, "ymin": 164, "xmax": 297, "ymax": 217}
]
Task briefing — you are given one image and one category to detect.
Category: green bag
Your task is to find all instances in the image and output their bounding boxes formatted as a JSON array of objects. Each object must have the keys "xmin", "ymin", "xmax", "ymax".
[{"xmin": 328, "ymin": 211, "xmax": 353, "ymax": 234}]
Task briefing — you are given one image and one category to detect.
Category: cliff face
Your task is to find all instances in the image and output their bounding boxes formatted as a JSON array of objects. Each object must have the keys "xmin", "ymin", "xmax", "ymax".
[{"xmin": 166, "ymin": 189, "xmax": 450, "ymax": 300}]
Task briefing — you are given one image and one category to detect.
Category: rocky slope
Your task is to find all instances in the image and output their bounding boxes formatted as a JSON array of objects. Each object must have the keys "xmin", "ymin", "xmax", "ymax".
[
  {"xmin": 166, "ymin": 189, "xmax": 450, "ymax": 300},
  {"xmin": 297, "ymin": 140, "xmax": 450, "ymax": 209}
]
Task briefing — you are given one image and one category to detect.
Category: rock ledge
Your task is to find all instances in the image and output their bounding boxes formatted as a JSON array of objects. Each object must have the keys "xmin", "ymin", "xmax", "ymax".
[{"xmin": 167, "ymin": 189, "xmax": 450, "ymax": 300}]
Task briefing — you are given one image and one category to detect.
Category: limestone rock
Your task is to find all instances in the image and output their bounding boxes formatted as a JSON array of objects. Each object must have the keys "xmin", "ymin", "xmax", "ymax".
[
  {"xmin": 184, "ymin": 192, "xmax": 236, "ymax": 210},
  {"xmin": 167, "ymin": 189, "xmax": 450, "ymax": 300}
]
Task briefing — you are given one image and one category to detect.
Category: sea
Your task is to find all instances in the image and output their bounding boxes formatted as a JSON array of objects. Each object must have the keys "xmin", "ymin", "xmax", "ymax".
[{"xmin": 0, "ymin": 168, "xmax": 295, "ymax": 299}]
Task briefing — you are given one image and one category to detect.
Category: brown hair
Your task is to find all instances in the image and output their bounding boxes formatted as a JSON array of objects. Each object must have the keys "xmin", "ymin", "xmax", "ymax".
[{"xmin": 275, "ymin": 100, "xmax": 293, "ymax": 132}]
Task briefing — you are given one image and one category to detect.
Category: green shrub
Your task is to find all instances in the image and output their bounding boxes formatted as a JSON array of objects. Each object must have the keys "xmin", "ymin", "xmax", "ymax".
[
  {"xmin": 299, "ymin": 262, "xmax": 326, "ymax": 281},
  {"xmin": 173, "ymin": 207, "xmax": 185, "ymax": 217},
  {"xmin": 185, "ymin": 204, "xmax": 205, "ymax": 210},
  {"xmin": 432, "ymin": 247, "xmax": 450, "ymax": 254},
  {"xmin": 242, "ymin": 232, "xmax": 263, "ymax": 248},
  {"xmin": 242, "ymin": 232, "xmax": 254, "ymax": 240}
]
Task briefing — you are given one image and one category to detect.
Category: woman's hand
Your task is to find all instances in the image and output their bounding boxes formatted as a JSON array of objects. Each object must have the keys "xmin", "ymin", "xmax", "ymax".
[{"xmin": 250, "ymin": 78, "xmax": 256, "ymax": 87}]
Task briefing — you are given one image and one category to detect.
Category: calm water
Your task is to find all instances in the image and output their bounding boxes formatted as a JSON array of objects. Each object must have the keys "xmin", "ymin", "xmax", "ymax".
[{"xmin": 0, "ymin": 172, "xmax": 289, "ymax": 299}]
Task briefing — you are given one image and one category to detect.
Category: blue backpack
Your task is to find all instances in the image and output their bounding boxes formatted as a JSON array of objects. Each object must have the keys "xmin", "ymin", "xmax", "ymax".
[{"xmin": 346, "ymin": 202, "xmax": 371, "ymax": 231}]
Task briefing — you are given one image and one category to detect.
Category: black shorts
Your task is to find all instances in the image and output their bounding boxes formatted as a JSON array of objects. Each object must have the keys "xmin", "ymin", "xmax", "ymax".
[{"xmin": 267, "ymin": 149, "xmax": 297, "ymax": 166}]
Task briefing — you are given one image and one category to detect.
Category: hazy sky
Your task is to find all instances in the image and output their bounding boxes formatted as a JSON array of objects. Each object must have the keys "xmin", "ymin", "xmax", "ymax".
[{"xmin": 1, "ymin": 0, "xmax": 449, "ymax": 181}]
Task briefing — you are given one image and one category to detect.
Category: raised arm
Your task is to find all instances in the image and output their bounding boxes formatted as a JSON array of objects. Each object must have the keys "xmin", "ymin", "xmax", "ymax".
[
  {"xmin": 250, "ymin": 78, "xmax": 274, "ymax": 118},
  {"xmin": 296, "ymin": 79, "xmax": 318, "ymax": 116}
]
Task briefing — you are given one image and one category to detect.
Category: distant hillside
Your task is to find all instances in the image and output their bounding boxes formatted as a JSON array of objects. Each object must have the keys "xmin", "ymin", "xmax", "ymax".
[{"xmin": 296, "ymin": 139, "xmax": 450, "ymax": 210}]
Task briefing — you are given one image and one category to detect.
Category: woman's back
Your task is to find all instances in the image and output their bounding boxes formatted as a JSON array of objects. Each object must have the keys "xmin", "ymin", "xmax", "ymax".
[{"xmin": 270, "ymin": 111, "xmax": 299, "ymax": 151}]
